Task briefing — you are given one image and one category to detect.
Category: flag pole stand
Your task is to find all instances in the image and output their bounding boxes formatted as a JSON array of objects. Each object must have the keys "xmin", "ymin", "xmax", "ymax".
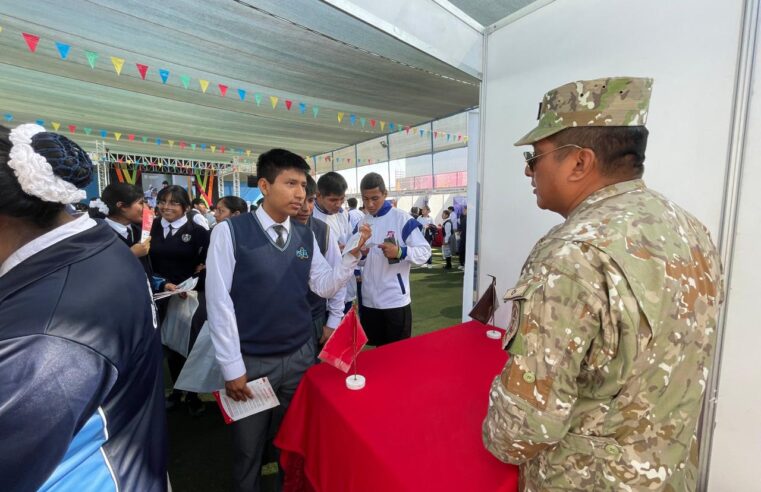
[{"xmin": 346, "ymin": 308, "xmax": 366, "ymax": 390}]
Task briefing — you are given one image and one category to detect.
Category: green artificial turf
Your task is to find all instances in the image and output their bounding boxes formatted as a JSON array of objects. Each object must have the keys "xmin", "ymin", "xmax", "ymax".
[{"xmin": 166, "ymin": 249, "xmax": 463, "ymax": 491}]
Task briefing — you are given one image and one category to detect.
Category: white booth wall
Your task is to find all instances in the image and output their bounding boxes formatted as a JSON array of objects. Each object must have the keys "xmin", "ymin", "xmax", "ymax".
[{"xmin": 476, "ymin": 0, "xmax": 756, "ymax": 489}]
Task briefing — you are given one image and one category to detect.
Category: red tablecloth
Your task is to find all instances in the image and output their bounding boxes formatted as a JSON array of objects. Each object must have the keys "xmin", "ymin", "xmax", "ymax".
[{"xmin": 275, "ymin": 321, "xmax": 519, "ymax": 492}]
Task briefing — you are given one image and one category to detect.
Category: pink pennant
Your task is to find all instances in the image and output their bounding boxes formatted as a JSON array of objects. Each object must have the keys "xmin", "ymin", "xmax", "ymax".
[
  {"xmin": 405, "ymin": 126, "xmax": 411, "ymax": 135},
  {"xmin": 128, "ymin": 134, "xmax": 135, "ymax": 141},
  {"xmin": 22, "ymin": 33, "xmax": 40, "ymax": 53},
  {"xmin": 68, "ymin": 125, "xmax": 76, "ymax": 134},
  {"xmin": 370, "ymin": 119, "xmax": 377, "ymax": 128},
  {"xmin": 285, "ymin": 99, "xmax": 293, "ymax": 110},
  {"xmin": 458, "ymin": 134, "xmax": 462, "ymax": 141},
  {"xmin": 218, "ymin": 84, "xmax": 228, "ymax": 97},
  {"xmin": 136, "ymin": 63, "xmax": 149, "ymax": 80}
]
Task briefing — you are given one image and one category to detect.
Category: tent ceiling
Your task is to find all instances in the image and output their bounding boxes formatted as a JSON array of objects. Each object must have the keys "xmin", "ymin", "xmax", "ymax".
[
  {"xmin": 447, "ymin": 0, "xmax": 539, "ymax": 26},
  {"xmin": 0, "ymin": 0, "xmax": 479, "ymax": 162}
]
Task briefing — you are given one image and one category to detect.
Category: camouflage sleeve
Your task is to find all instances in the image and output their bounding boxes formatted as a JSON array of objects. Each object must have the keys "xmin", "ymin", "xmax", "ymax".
[{"xmin": 483, "ymin": 265, "xmax": 604, "ymax": 465}]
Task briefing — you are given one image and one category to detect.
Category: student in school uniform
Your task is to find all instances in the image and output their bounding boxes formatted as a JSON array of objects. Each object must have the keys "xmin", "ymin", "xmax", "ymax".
[
  {"xmin": 357, "ymin": 172, "xmax": 432, "ymax": 346},
  {"xmin": 213, "ymin": 195, "xmax": 248, "ymax": 224},
  {"xmin": 0, "ymin": 124, "xmax": 167, "ymax": 491},
  {"xmin": 294, "ymin": 174, "xmax": 345, "ymax": 350},
  {"xmin": 206, "ymin": 149, "xmax": 370, "ymax": 492},
  {"xmin": 89, "ymin": 183, "xmax": 172, "ymax": 293},
  {"xmin": 149, "ymin": 185, "xmax": 210, "ymax": 416},
  {"xmin": 313, "ymin": 171, "xmax": 355, "ymax": 312}
]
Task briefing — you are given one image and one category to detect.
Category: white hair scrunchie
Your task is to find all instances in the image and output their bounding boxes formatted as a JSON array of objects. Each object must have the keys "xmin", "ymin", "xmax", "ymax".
[
  {"xmin": 7, "ymin": 123, "xmax": 86, "ymax": 204},
  {"xmin": 89, "ymin": 198, "xmax": 110, "ymax": 216}
]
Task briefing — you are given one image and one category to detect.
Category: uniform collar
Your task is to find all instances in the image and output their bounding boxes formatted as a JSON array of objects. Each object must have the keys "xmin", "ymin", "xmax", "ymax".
[
  {"xmin": 161, "ymin": 215, "xmax": 187, "ymax": 230},
  {"xmin": 255, "ymin": 205, "xmax": 291, "ymax": 233},
  {"xmin": 105, "ymin": 217, "xmax": 130, "ymax": 239},
  {"xmin": 373, "ymin": 200, "xmax": 393, "ymax": 217},
  {"xmin": 567, "ymin": 179, "xmax": 646, "ymax": 220}
]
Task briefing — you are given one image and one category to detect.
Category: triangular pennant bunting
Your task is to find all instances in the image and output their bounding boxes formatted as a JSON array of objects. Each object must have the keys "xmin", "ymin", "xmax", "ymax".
[
  {"xmin": 312, "ymin": 106, "xmax": 319, "ymax": 118},
  {"xmin": 210, "ymin": 145, "xmax": 216, "ymax": 153},
  {"xmin": 156, "ymin": 138, "xmax": 161, "ymax": 146},
  {"xmin": 114, "ymin": 132, "xmax": 122, "ymax": 141},
  {"xmin": 200, "ymin": 143, "xmax": 206, "ymax": 150},
  {"xmin": 84, "ymin": 127, "xmax": 92, "ymax": 135},
  {"xmin": 159, "ymin": 69, "xmax": 169, "ymax": 84},
  {"xmin": 180, "ymin": 75, "xmax": 191, "ymax": 89},
  {"xmin": 219, "ymin": 145, "xmax": 225, "ymax": 154},
  {"xmin": 246, "ymin": 150, "xmax": 251, "ymax": 157},
  {"xmin": 22, "ymin": 33, "xmax": 39, "ymax": 53},
  {"xmin": 111, "ymin": 57, "xmax": 125, "ymax": 75},
  {"xmin": 360, "ymin": 117, "xmax": 366, "ymax": 128},
  {"xmin": 85, "ymin": 51, "xmax": 98, "ymax": 69},
  {"xmin": 128, "ymin": 134, "xmax": 135, "ymax": 141},
  {"xmin": 179, "ymin": 141, "xmax": 186, "ymax": 149},
  {"xmin": 254, "ymin": 93, "xmax": 262, "ymax": 106},
  {"xmin": 142, "ymin": 136, "xmax": 148, "ymax": 143},
  {"xmin": 199, "ymin": 79, "xmax": 209, "ymax": 93},
  {"xmin": 389, "ymin": 122, "xmax": 395, "ymax": 131},
  {"xmin": 337, "ymin": 112, "xmax": 344, "ymax": 123},
  {"xmin": 350, "ymin": 114, "xmax": 356, "ymax": 126},
  {"xmin": 218, "ymin": 84, "xmax": 228, "ymax": 97},
  {"xmin": 99, "ymin": 129, "xmax": 107, "ymax": 138},
  {"xmin": 136, "ymin": 63, "xmax": 148, "ymax": 80},
  {"xmin": 284, "ymin": 99, "xmax": 293, "ymax": 110},
  {"xmin": 299, "ymin": 102, "xmax": 306, "ymax": 114},
  {"xmin": 370, "ymin": 119, "xmax": 377, "ymax": 129},
  {"xmin": 238, "ymin": 88, "xmax": 246, "ymax": 101},
  {"xmin": 3, "ymin": 113, "xmax": 12, "ymax": 122},
  {"xmin": 270, "ymin": 96, "xmax": 278, "ymax": 109},
  {"xmin": 36, "ymin": 119, "xmax": 45, "ymax": 126},
  {"xmin": 55, "ymin": 42, "xmax": 71, "ymax": 60},
  {"xmin": 51, "ymin": 122, "xmax": 60, "ymax": 131},
  {"xmin": 169, "ymin": 140, "xmax": 175, "ymax": 148},
  {"xmin": 68, "ymin": 124, "xmax": 76, "ymax": 134},
  {"xmin": 191, "ymin": 143, "xmax": 197, "ymax": 150},
  {"xmin": 380, "ymin": 121, "xmax": 385, "ymax": 131}
]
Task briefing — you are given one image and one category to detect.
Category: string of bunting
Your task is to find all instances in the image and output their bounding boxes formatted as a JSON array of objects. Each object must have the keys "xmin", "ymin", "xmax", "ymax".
[{"xmin": 8, "ymin": 27, "xmax": 468, "ymax": 143}]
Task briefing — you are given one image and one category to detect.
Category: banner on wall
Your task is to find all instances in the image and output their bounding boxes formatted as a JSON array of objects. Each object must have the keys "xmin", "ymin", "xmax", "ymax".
[{"xmin": 106, "ymin": 161, "xmax": 219, "ymax": 206}]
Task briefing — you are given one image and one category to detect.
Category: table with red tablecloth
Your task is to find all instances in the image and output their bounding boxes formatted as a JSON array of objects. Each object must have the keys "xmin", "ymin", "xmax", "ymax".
[{"xmin": 274, "ymin": 321, "xmax": 520, "ymax": 492}]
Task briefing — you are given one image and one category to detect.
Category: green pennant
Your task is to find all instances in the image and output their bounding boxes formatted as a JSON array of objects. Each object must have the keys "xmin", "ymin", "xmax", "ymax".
[
  {"xmin": 254, "ymin": 93, "xmax": 262, "ymax": 106},
  {"xmin": 191, "ymin": 143, "xmax": 196, "ymax": 150},
  {"xmin": 83, "ymin": 127, "xmax": 92, "ymax": 135},
  {"xmin": 85, "ymin": 51, "xmax": 98, "ymax": 69},
  {"xmin": 141, "ymin": 136, "xmax": 148, "ymax": 143},
  {"xmin": 180, "ymin": 75, "xmax": 191, "ymax": 89},
  {"xmin": 312, "ymin": 106, "xmax": 319, "ymax": 118}
]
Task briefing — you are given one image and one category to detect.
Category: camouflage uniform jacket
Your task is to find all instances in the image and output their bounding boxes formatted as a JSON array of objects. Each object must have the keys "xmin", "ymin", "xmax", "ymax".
[{"xmin": 482, "ymin": 179, "xmax": 723, "ymax": 491}]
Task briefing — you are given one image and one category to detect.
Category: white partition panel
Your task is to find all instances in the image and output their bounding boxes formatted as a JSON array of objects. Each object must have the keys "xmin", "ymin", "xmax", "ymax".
[{"xmin": 478, "ymin": 0, "xmax": 743, "ymax": 325}]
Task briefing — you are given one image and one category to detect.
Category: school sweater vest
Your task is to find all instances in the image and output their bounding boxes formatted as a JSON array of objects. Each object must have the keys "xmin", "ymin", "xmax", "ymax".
[
  {"xmin": 228, "ymin": 214, "xmax": 314, "ymax": 356},
  {"xmin": 307, "ymin": 217, "xmax": 330, "ymax": 320}
]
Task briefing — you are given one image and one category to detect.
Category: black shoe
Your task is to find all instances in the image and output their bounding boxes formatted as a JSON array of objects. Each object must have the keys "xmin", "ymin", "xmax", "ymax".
[
  {"xmin": 165, "ymin": 390, "xmax": 183, "ymax": 411},
  {"xmin": 186, "ymin": 395, "xmax": 206, "ymax": 417}
]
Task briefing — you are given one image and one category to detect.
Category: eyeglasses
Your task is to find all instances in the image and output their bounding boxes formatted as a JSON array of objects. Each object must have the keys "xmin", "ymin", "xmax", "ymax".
[{"xmin": 523, "ymin": 144, "xmax": 583, "ymax": 171}]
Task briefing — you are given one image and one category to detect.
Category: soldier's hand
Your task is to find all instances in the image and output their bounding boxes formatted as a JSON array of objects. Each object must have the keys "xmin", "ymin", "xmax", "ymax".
[
  {"xmin": 378, "ymin": 241, "xmax": 400, "ymax": 259},
  {"xmin": 225, "ymin": 374, "xmax": 253, "ymax": 402}
]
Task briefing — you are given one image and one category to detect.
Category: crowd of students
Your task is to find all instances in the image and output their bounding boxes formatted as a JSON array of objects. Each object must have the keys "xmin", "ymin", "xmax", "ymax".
[{"xmin": 0, "ymin": 123, "xmax": 437, "ymax": 491}]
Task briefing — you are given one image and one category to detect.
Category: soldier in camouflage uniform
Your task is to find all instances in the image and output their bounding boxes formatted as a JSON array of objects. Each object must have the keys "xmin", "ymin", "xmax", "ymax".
[{"xmin": 482, "ymin": 77, "xmax": 724, "ymax": 491}]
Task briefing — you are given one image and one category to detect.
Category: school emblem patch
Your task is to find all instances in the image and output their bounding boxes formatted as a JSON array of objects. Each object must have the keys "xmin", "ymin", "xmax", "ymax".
[
  {"xmin": 296, "ymin": 247, "xmax": 309, "ymax": 260},
  {"xmin": 181, "ymin": 234, "xmax": 191, "ymax": 243}
]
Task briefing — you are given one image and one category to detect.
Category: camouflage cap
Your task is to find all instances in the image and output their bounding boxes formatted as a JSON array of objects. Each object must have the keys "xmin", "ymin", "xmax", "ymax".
[{"xmin": 514, "ymin": 77, "xmax": 653, "ymax": 146}]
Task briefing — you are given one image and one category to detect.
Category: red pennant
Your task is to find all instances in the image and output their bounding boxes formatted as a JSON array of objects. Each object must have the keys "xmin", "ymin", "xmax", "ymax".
[
  {"xmin": 370, "ymin": 119, "xmax": 377, "ymax": 128},
  {"xmin": 128, "ymin": 134, "xmax": 135, "ymax": 141},
  {"xmin": 405, "ymin": 126, "xmax": 411, "ymax": 134},
  {"xmin": 179, "ymin": 141, "xmax": 186, "ymax": 149},
  {"xmin": 136, "ymin": 63, "xmax": 149, "ymax": 80},
  {"xmin": 285, "ymin": 99, "xmax": 293, "ymax": 110},
  {"xmin": 318, "ymin": 309, "xmax": 368, "ymax": 373},
  {"xmin": 220, "ymin": 145, "xmax": 225, "ymax": 154},
  {"xmin": 458, "ymin": 134, "xmax": 462, "ymax": 141},
  {"xmin": 434, "ymin": 131, "xmax": 438, "ymax": 138},
  {"xmin": 68, "ymin": 125, "xmax": 76, "ymax": 134},
  {"xmin": 218, "ymin": 84, "xmax": 228, "ymax": 97},
  {"xmin": 22, "ymin": 33, "xmax": 40, "ymax": 53}
]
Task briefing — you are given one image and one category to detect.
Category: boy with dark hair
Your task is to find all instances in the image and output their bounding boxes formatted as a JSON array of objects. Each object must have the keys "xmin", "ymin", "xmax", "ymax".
[
  {"xmin": 295, "ymin": 174, "xmax": 345, "ymax": 349},
  {"xmin": 314, "ymin": 171, "xmax": 355, "ymax": 311},
  {"xmin": 358, "ymin": 172, "xmax": 431, "ymax": 346},
  {"xmin": 346, "ymin": 196, "xmax": 363, "ymax": 230},
  {"xmin": 191, "ymin": 197, "xmax": 215, "ymax": 228},
  {"xmin": 206, "ymin": 149, "xmax": 370, "ymax": 491}
]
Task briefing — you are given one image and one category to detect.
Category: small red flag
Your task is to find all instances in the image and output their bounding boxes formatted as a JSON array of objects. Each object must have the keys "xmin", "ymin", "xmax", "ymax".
[
  {"xmin": 128, "ymin": 134, "xmax": 135, "ymax": 141},
  {"xmin": 218, "ymin": 84, "xmax": 228, "ymax": 97},
  {"xmin": 67, "ymin": 125, "xmax": 76, "ymax": 134},
  {"xmin": 285, "ymin": 99, "xmax": 293, "ymax": 110},
  {"xmin": 22, "ymin": 33, "xmax": 40, "ymax": 53},
  {"xmin": 136, "ymin": 63, "xmax": 149, "ymax": 80},
  {"xmin": 318, "ymin": 309, "xmax": 367, "ymax": 373},
  {"xmin": 370, "ymin": 119, "xmax": 376, "ymax": 128}
]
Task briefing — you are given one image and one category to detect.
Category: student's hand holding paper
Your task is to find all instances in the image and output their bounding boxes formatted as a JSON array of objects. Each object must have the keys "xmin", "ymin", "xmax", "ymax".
[
  {"xmin": 225, "ymin": 374, "xmax": 254, "ymax": 402},
  {"xmin": 348, "ymin": 223, "xmax": 372, "ymax": 258}
]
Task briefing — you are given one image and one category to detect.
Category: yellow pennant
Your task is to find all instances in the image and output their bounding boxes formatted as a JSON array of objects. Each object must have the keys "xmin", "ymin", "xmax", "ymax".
[
  {"xmin": 380, "ymin": 121, "xmax": 385, "ymax": 131},
  {"xmin": 52, "ymin": 121, "xmax": 61, "ymax": 131},
  {"xmin": 210, "ymin": 145, "xmax": 216, "ymax": 153},
  {"xmin": 199, "ymin": 79, "xmax": 209, "ymax": 93},
  {"xmin": 114, "ymin": 132, "xmax": 122, "ymax": 141},
  {"xmin": 337, "ymin": 112, "xmax": 344, "ymax": 123},
  {"xmin": 270, "ymin": 96, "xmax": 278, "ymax": 109},
  {"xmin": 245, "ymin": 150, "xmax": 251, "ymax": 157},
  {"xmin": 464, "ymin": 136, "xmax": 469, "ymax": 143},
  {"xmin": 168, "ymin": 140, "xmax": 175, "ymax": 148},
  {"xmin": 0, "ymin": 26, "xmax": 3, "ymax": 33},
  {"xmin": 110, "ymin": 56, "xmax": 125, "ymax": 75}
]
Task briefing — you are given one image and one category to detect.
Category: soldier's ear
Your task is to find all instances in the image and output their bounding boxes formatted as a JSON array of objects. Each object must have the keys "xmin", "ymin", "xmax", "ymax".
[{"xmin": 567, "ymin": 147, "xmax": 597, "ymax": 183}]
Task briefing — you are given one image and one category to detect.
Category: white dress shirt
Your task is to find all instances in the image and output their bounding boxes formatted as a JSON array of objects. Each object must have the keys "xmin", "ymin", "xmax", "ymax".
[
  {"xmin": 319, "ymin": 223, "xmax": 346, "ymax": 329},
  {"xmin": 206, "ymin": 206, "xmax": 360, "ymax": 380},
  {"xmin": 313, "ymin": 204, "xmax": 356, "ymax": 302},
  {"xmin": 105, "ymin": 217, "xmax": 131, "ymax": 240},
  {"xmin": 0, "ymin": 214, "xmax": 96, "ymax": 277}
]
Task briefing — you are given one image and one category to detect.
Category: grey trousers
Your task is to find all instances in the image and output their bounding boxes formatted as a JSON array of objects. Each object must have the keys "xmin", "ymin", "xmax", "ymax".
[{"xmin": 232, "ymin": 339, "xmax": 315, "ymax": 492}]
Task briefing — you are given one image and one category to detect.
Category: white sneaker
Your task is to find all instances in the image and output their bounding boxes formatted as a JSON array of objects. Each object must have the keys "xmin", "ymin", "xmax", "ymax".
[{"xmin": 457, "ymin": 266, "xmax": 464, "ymax": 270}]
